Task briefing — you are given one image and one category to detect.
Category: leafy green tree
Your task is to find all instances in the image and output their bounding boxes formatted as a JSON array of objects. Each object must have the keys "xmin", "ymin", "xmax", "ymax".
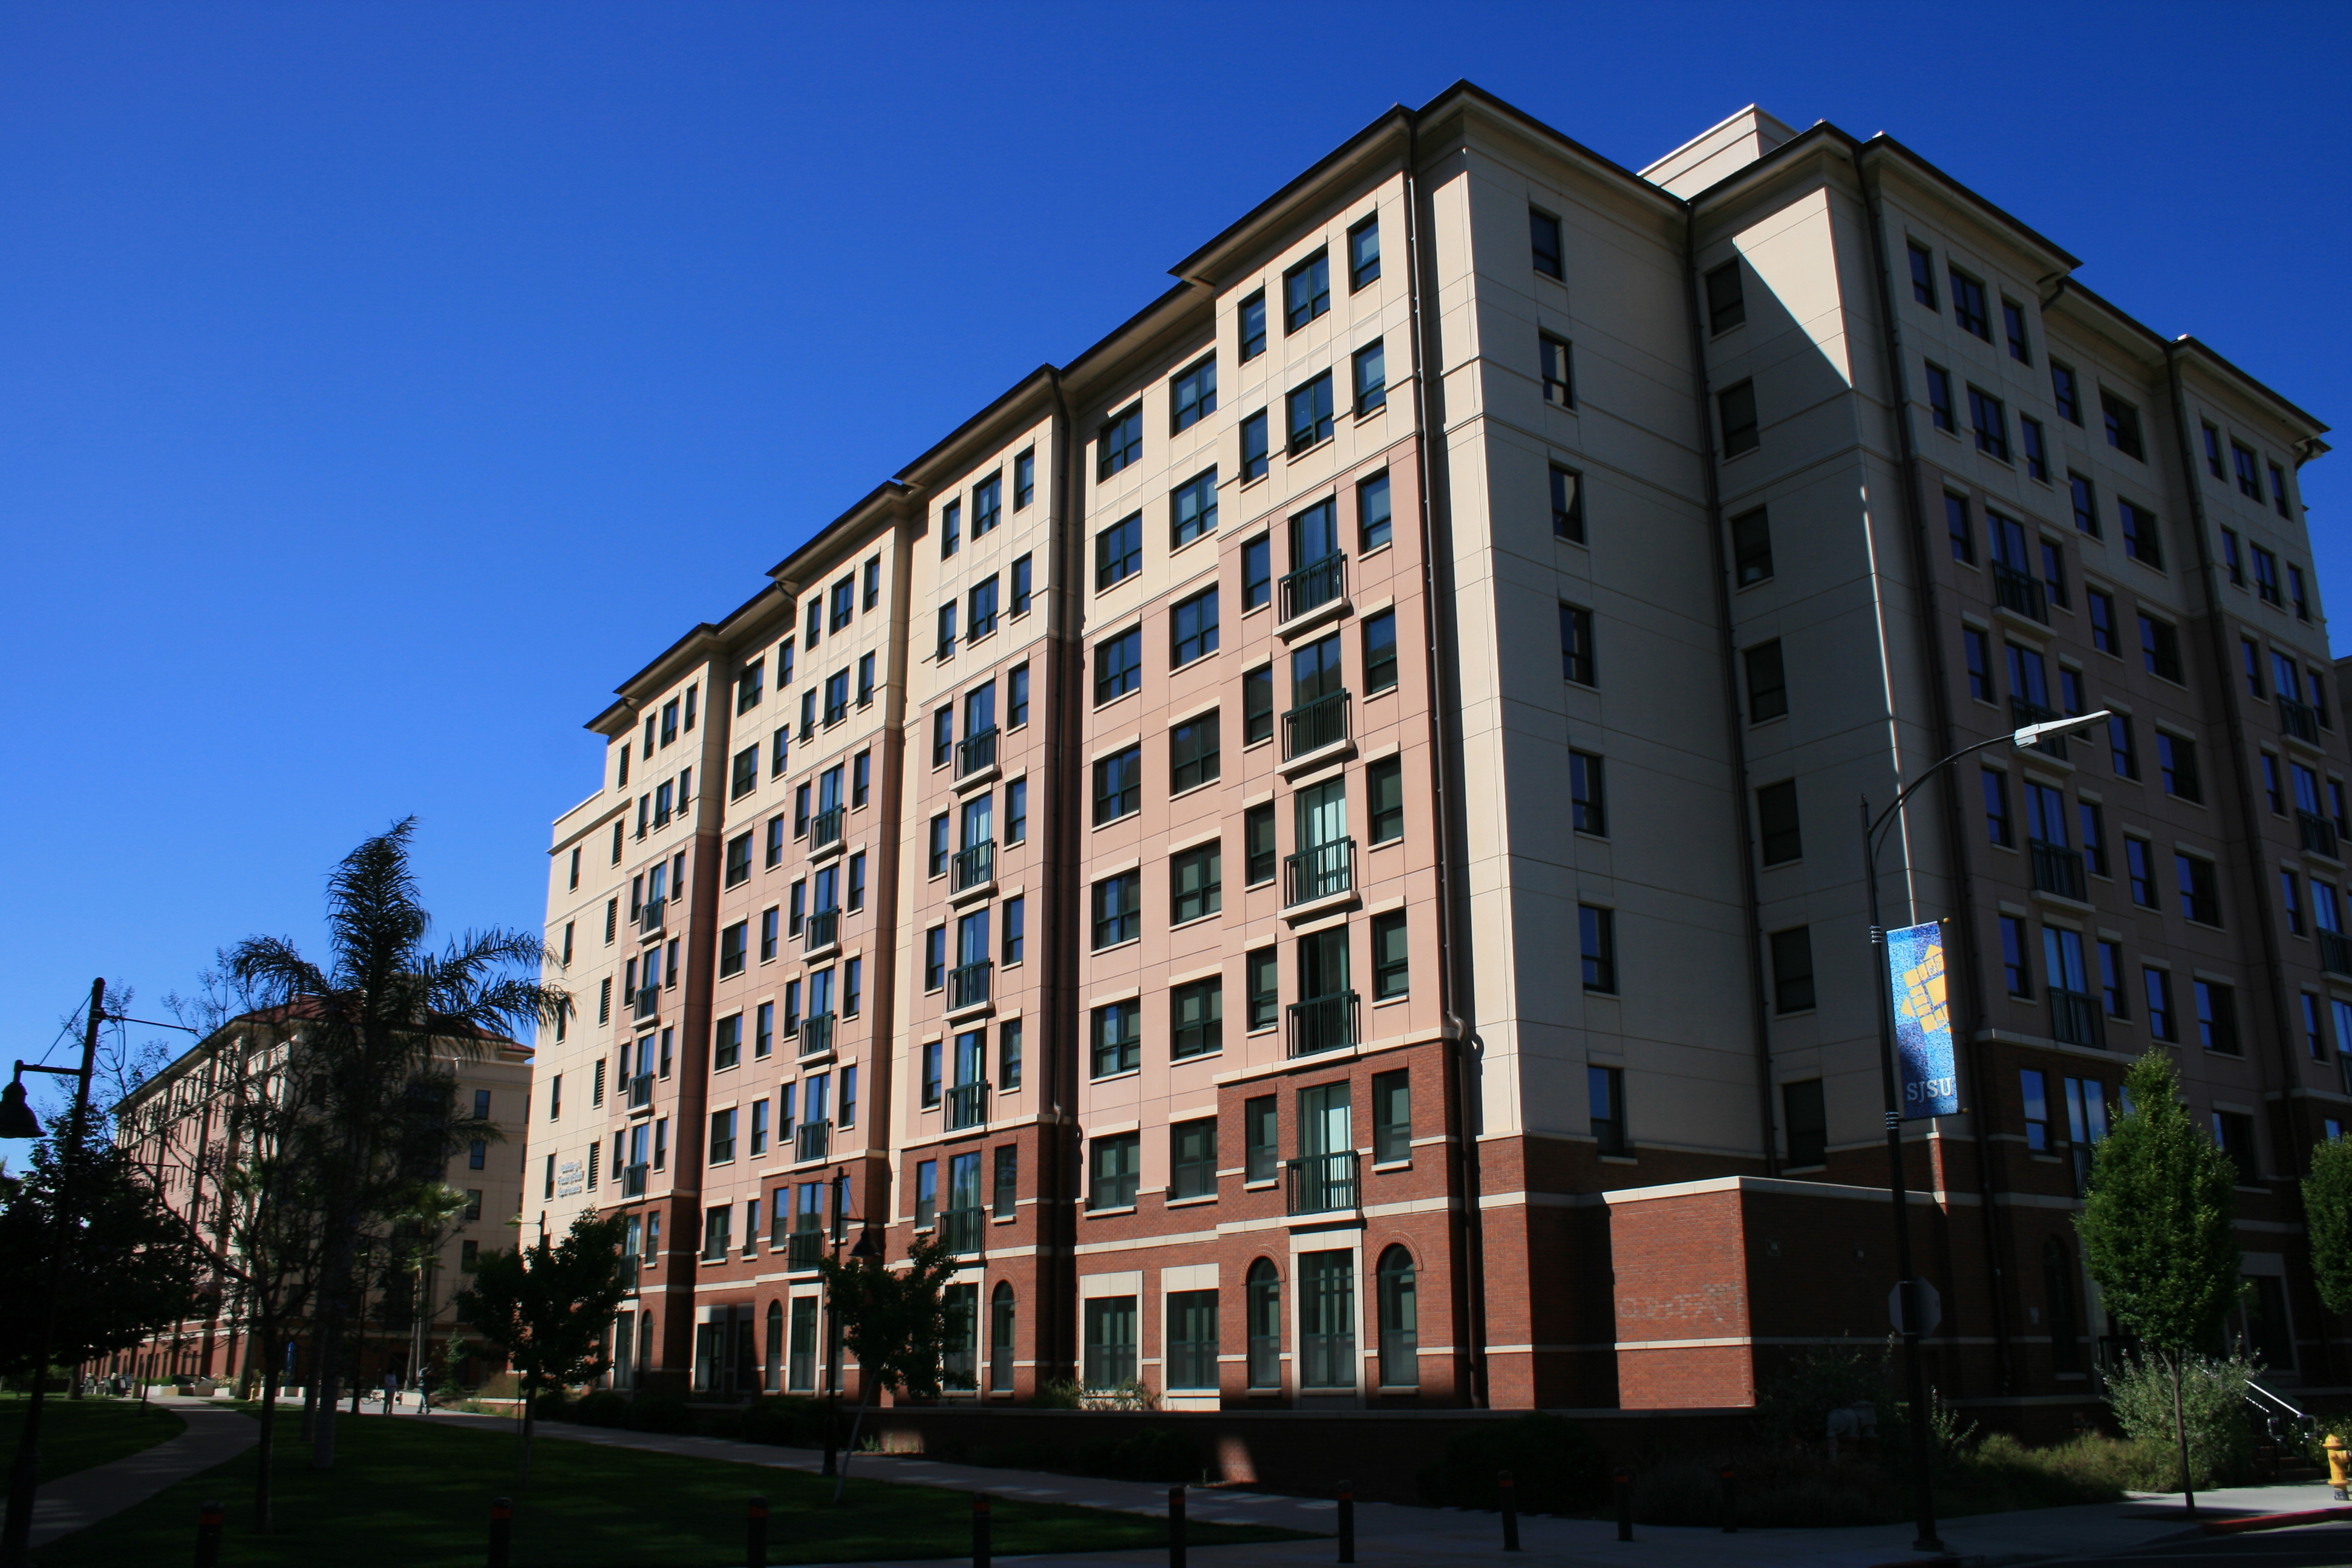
[
  {"xmin": 2302, "ymin": 1134, "xmax": 2352, "ymax": 1317},
  {"xmin": 817, "ymin": 1233, "xmax": 959, "ymax": 1498},
  {"xmin": 453, "ymin": 1211, "xmax": 631, "ymax": 1483},
  {"xmin": 227, "ymin": 817, "xmax": 566, "ymax": 1471},
  {"xmin": 2076, "ymin": 1049, "xmax": 2241, "ymax": 1512}
]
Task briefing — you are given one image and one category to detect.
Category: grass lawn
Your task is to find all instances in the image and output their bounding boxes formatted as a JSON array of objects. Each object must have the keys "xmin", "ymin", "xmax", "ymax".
[
  {"xmin": 0, "ymin": 1394, "xmax": 184, "ymax": 1484},
  {"xmin": 33, "ymin": 1410, "xmax": 1314, "ymax": 1566}
]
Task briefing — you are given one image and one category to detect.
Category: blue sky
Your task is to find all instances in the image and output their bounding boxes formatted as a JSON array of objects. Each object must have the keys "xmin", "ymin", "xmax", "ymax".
[{"xmin": 2, "ymin": 2, "xmax": 2344, "ymax": 1103}]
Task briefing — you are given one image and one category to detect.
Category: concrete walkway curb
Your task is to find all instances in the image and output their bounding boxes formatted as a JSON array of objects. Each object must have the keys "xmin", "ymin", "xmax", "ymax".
[{"xmin": 7, "ymin": 1397, "xmax": 255, "ymax": 1548}]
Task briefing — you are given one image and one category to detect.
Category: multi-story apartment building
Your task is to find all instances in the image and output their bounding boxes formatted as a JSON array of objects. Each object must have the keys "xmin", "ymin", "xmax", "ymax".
[
  {"xmin": 531, "ymin": 83, "xmax": 2336, "ymax": 1426},
  {"xmin": 106, "ymin": 1007, "xmax": 532, "ymax": 1390}
]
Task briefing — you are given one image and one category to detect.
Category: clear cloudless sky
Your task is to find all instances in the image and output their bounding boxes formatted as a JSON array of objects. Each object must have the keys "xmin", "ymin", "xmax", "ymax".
[{"xmin": 2, "ymin": 2, "xmax": 2345, "ymax": 1106}]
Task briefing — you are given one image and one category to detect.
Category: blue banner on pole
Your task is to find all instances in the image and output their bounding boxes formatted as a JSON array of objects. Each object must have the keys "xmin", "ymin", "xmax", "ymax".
[{"xmin": 1887, "ymin": 920, "xmax": 1959, "ymax": 1119}]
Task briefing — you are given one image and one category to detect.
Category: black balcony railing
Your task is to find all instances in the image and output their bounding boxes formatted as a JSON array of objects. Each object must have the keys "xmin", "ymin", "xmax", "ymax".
[
  {"xmin": 2322, "ymin": 929, "xmax": 2352, "ymax": 979},
  {"xmin": 1287, "ymin": 990, "xmax": 1359, "ymax": 1057},
  {"xmin": 795, "ymin": 1121, "xmax": 831, "ymax": 1163},
  {"xmin": 1285, "ymin": 1151, "xmax": 1361, "ymax": 1215},
  {"xmin": 2282, "ymin": 697, "xmax": 2322, "ymax": 746},
  {"xmin": 1282, "ymin": 690, "xmax": 1350, "ymax": 760},
  {"xmin": 1991, "ymin": 561, "xmax": 2048, "ymax": 623},
  {"xmin": 637, "ymin": 898, "xmax": 665, "ymax": 937},
  {"xmin": 2051, "ymin": 988, "xmax": 2105, "ymax": 1049},
  {"xmin": 1279, "ymin": 551, "xmax": 1347, "ymax": 621},
  {"xmin": 939, "ymin": 1207, "xmax": 985, "ymax": 1256},
  {"xmin": 949, "ymin": 959, "xmax": 991, "ymax": 1011},
  {"xmin": 799, "ymin": 1011, "xmax": 835, "ymax": 1058},
  {"xmin": 953, "ymin": 840, "xmax": 995, "ymax": 893},
  {"xmin": 958, "ymin": 728, "xmax": 998, "ymax": 779},
  {"xmin": 623, "ymin": 1162, "xmax": 648, "ymax": 1198},
  {"xmin": 809, "ymin": 805, "xmax": 844, "ymax": 852},
  {"xmin": 2029, "ymin": 839, "xmax": 2086, "ymax": 901},
  {"xmin": 804, "ymin": 908, "xmax": 839, "ymax": 952},
  {"xmin": 627, "ymin": 1072, "xmax": 653, "ymax": 1112},
  {"xmin": 2010, "ymin": 697, "xmax": 2067, "ymax": 759},
  {"xmin": 786, "ymin": 1230, "xmax": 824, "ymax": 1270},
  {"xmin": 946, "ymin": 1079, "xmax": 988, "ymax": 1131},
  {"xmin": 1284, "ymin": 838, "xmax": 1356, "ymax": 906},
  {"xmin": 2301, "ymin": 811, "xmax": 2341, "ymax": 860},
  {"xmin": 633, "ymin": 985, "xmax": 659, "ymax": 1022}
]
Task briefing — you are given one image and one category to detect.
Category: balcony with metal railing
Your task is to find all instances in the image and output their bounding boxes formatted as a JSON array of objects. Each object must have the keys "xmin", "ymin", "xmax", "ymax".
[
  {"xmin": 809, "ymin": 805, "xmax": 844, "ymax": 854},
  {"xmin": 953, "ymin": 841, "xmax": 995, "ymax": 895},
  {"xmin": 949, "ymin": 960, "xmax": 992, "ymax": 1013},
  {"xmin": 2321, "ymin": 929, "xmax": 2352, "ymax": 979},
  {"xmin": 636, "ymin": 898, "xmax": 665, "ymax": 938},
  {"xmin": 939, "ymin": 1207, "xmax": 985, "ymax": 1256},
  {"xmin": 627, "ymin": 1072, "xmax": 653, "ymax": 1112},
  {"xmin": 1278, "ymin": 552, "xmax": 1347, "ymax": 624},
  {"xmin": 2029, "ymin": 838, "xmax": 2086, "ymax": 901},
  {"xmin": 633, "ymin": 984, "xmax": 659, "ymax": 1022},
  {"xmin": 1991, "ymin": 561, "xmax": 2048, "ymax": 623},
  {"xmin": 795, "ymin": 1120, "xmax": 831, "ymax": 1163},
  {"xmin": 1287, "ymin": 990, "xmax": 1358, "ymax": 1057},
  {"xmin": 2282, "ymin": 697, "xmax": 2322, "ymax": 746},
  {"xmin": 798, "ymin": 1011, "xmax": 835, "ymax": 1059},
  {"xmin": 1286, "ymin": 1151, "xmax": 1360, "ymax": 1216},
  {"xmin": 803, "ymin": 908, "xmax": 839, "ymax": 954},
  {"xmin": 786, "ymin": 1229, "xmax": 824, "ymax": 1270},
  {"xmin": 2010, "ymin": 697, "xmax": 2067, "ymax": 759},
  {"xmin": 957, "ymin": 728, "xmax": 998, "ymax": 781},
  {"xmin": 1282, "ymin": 690, "xmax": 1350, "ymax": 762},
  {"xmin": 1284, "ymin": 838, "xmax": 1356, "ymax": 908},
  {"xmin": 2300, "ymin": 811, "xmax": 2340, "ymax": 860},
  {"xmin": 2050, "ymin": 988, "xmax": 2104, "ymax": 1049},
  {"xmin": 946, "ymin": 1079, "xmax": 988, "ymax": 1131},
  {"xmin": 623, "ymin": 1162, "xmax": 648, "ymax": 1198}
]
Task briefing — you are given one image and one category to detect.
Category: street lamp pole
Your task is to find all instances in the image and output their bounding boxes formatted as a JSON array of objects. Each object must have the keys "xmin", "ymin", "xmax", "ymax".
[{"xmin": 1859, "ymin": 710, "xmax": 2109, "ymax": 1557}]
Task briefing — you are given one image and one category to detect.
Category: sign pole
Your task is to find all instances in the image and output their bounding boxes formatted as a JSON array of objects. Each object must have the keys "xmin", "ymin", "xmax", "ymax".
[{"xmin": 1861, "ymin": 799, "xmax": 1943, "ymax": 1554}]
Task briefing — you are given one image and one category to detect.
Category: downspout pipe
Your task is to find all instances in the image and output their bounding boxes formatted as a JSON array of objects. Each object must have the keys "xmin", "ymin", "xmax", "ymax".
[
  {"xmin": 1402, "ymin": 106, "xmax": 1487, "ymax": 1408},
  {"xmin": 1045, "ymin": 366, "xmax": 1080, "ymax": 1385},
  {"xmin": 1854, "ymin": 143, "xmax": 2014, "ymax": 1396},
  {"xmin": 1677, "ymin": 202, "xmax": 1782, "ymax": 1177}
]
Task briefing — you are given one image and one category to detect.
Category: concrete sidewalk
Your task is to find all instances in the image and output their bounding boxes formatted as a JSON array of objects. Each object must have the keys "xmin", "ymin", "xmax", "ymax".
[{"xmin": 5, "ymin": 1397, "xmax": 255, "ymax": 1549}]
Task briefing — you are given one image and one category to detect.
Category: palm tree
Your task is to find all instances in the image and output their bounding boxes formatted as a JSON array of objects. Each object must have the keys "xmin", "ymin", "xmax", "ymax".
[{"xmin": 229, "ymin": 818, "xmax": 566, "ymax": 1471}]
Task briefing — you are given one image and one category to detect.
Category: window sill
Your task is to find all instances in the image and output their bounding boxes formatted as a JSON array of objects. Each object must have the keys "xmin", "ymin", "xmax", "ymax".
[
  {"xmin": 1361, "ymin": 540, "xmax": 1394, "ymax": 563},
  {"xmin": 1089, "ymin": 1067, "xmax": 1142, "ymax": 1085},
  {"xmin": 1371, "ymin": 1158, "xmax": 1411, "ymax": 1173},
  {"xmin": 1598, "ymin": 1154, "xmax": 1639, "ymax": 1165},
  {"xmin": 1093, "ymin": 686, "xmax": 1142, "ymax": 715},
  {"xmin": 1083, "ymin": 1205, "xmax": 1137, "ymax": 1219},
  {"xmin": 1244, "ymin": 1178, "xmax": 1279, "ymax": 1191},
  {"xmin": 1168, "ymin": 776, "xmax": 1223, "ymax": 805},
  {"xmin": 1091, "ymin": 936, "xmax": 1142, "ymax": 957},
  {"xmin": 1169, "ymin": 909, "xmax": 1224, "ymax": 932},
  {"xmin": 1371, "ymin": 992, "xmax": 1410, "ymax": 1007},
  {"xmin": 1165, "ymin": 1193, "xmax": 1218, "ymax": 1209}
]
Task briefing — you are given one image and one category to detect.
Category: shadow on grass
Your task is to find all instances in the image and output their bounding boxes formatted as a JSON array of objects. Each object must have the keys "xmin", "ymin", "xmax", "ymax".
[
  {"xmin": 31, "ymin": 1407, "xmax": 1311, "ymax": 1566},
  {"xmin": 0, "ymin": 1394, "xmax": 185, "ymax": 1485}
]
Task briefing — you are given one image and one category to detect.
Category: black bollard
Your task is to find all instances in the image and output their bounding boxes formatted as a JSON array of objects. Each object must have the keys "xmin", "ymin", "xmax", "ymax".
[
  {"xmin": 972, "ymin": 1491, "xmax": 991, "ymax": 1568},
  {"xmin": 1169, "ymin": 1485, "xmax": 1187, "ymax": 1568},
  {"xmin": 1613, "ymin": 1467, "xmax": 1633, "ymax": 1543},
  {"xmin": 1719, "ymin": 1465, "xmax": 1737, "ymax": 1533},
  {"xmin": 1499, "ymin": 1468, "xmax": 1520, "ymax": 1552},
  {"xmin": 488, "ymin": 1496, "xmax": 513, "ymax": 1568},
  {"xmin": 194, "ymin": 1499, "xmax": 224, "ymax": 1568},
  {"xmin": 748, "ymin": 1494, "xmax": 769, "ymax": 1568},
  {"xmin": 1337, "ymin": 1478, "xmax": 1355, "ymax": 1564}
]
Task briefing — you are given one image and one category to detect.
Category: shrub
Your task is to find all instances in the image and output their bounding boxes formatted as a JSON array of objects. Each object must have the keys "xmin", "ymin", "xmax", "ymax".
[
  {"xmin": 626, "ymin": 1394, "xmax": 694, "ymax": 1434},
  {"xmin": 2104, "ymin": 1351, "xmax": 2256, "ymax": 1490},
  {"xmin": 532, "ymin": 1385, "xmax": 570, "ymax": 1420},
  {"xmin": 1417, "ymin": 1414, "xmax": 1607, "ymax": 1514},
  {"xmin": 1031, "ymin": 1379, "xmax": 1083, "ymax": 1410},
  {"xmin": 736, "ymin": 1395, "xmax": 828, "ymax": 1448},
  {"xmin": 1112, "ymin": 1426, "xmax": 1199, "ymax": 1482},
  {"xmin": 1755, "ymin": 1340, "xmax": 1890, "ymax": 1447},
  {"xmin": 570, "ymin": 1390, "xmax": 629, "ymax": 1428}
]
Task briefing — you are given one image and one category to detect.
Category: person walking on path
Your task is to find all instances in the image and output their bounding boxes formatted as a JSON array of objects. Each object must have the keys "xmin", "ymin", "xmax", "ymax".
[{"xmin": 381, "ymin": 1371, "xmax": 397, "ymax": 1414}]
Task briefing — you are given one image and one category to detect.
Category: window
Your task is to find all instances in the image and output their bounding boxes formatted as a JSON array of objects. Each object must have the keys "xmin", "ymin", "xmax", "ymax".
[
  {"xmin": 2157, "ymin": 731, "xmax": 2201, "ymax": 802},
  {"xmin": 2306, "ymin": 993, "xmax": 2328, "ymax": 1060},
  {"xmin": 1962, "ymin": 626, "xmax": 1993, "ymax": 701},
  {"xmin": 1549, "ymin": 464, "xmax": 1583, "ymax": 542},
  {"xmin": 2233, "ymin": 441, "xmax": 2262, "ymax": 500},
  {"xmin": 1170, "ymin": 713, "xmax": 1220, "ymax": 792},
  {"xmin": 1999, "ymin": 914, "xmax": 2031, "ymax": 996},
  {"xmin": 2252, "ymin": 544, "xmax": 2281, "ymax": 604},
  {"xmin": 1097, "ymin": 403, "xmax": 1142, "ymax": 480},
  {"xmin": 1705, "ymin": 260, "xmax": 1745, "ymax": 332},
  {"xmin": 1756, "ymin": 780, "xmax": 1802, "ymax": 864},
  {"xmin": 1171, "ymin": 587, "xmax": 1219, "ymax": 666},
  {"xmin": 1091, "ymin": 1002, "xmax": 1141, "ymax": 1079},
  {"xmin": 968, "ymin": 577, "xmax": 998, "ymax": 641},
  {"xmin": 1241, "ymin": 534, "xmax": 1271, "ymax": 609},
  {"xmin": 1579, "ymin": 904, "xmax": 1616, "ymax": 992},
  {"xmin": 708, "ymin": 1109, "xmax": 736, "ymax": 1166},
  {"xmin": 1560, "ymin": 602, "xmax": 1595, "ymax": 685},
  {"xmin": 2080, "ymin": 801, "xmax": 2109, "ymax": 876},
  {"xmin": 1784, "ymin": 1079, "xmax": 1826, "ymax": 1166},
  {"xmin": 1719, "ymin": 379, "xmax": 1759, "ymax": 455},
  {"xmin": 2145, "ymin": 967, "xmax": 2175, "ymax": 1039},
  {"xmin": 2087, "ymin": 588, "xmax": 2118, "ymax": 653},
  {"xmin": 1769, "ymin": 926, "xmax": 1815, "ymax": 1013},
  {"xmin": 1243, "ymin": 662, "xmax": 1273, "ymax": 744},
  {"xmin": 940, "ymin": 500, "xmax": 961, "ymax": 560},
  {"xmin": 1245, "ymin": 802, "xmax": 1276, "ymax": 884},
  {"xmin": 2123, "ymin": 835, "xmax": 2158, "ymax": 907},
  {"xmin": 924, "ymin": 926, "xmax": 945, "ymax": 990},
  {"xmin": 719, "ymin": 921, "xmax": 746, "ymax": 978},
  {"xmin": 1168, "ymin": 466, "xmax": 1218, "ymax": 550},
  {"xmin": 1170, "ymin": 354, "xmax": 1216, "ymax": 433},
  {"xmin": 928, "ymin": 812, "xmax": 950, "ymax": 876},
  {"xmin": 2118, "ymin": 500, "xmax": 2162, "ymax": 567},
  {"xmin": 1284, "ymin": 248, "xmax": 1330, "ymax": 330},
  {"xmin": 1083, "ymin": 1292, "xmax": 1138, "ymax": 1384},
  {"xmin": 1239, "ymin": 289, "xmax": 1266, "ymax": 361},
  {"xmin": 1968, "ymin": 385, "xmax": 2009, "ymax": 460},
  {"xmin": 1287, "ymin": 370, "xmax": 1334, "ymax": 454},
  {"xmin": 1946, "ymin": 493, "xmax": 1973, "ymax": 562},
  {"xmin": 1358, "ymin": 756, "xmax": 1403, "ymax": 844},
  {"xmin": 1529, "ymin": 206, "xmax": 1563, "ymax": 278},
  {"xmin": 1539, "ymin": 333, "xmax": 1574, "ymax": 408},
  {"xmin": 995, "ymin": 1019, "xmax": 1022, "ymax": 1093},
  {"xmin": 1093, "ymin": 745, "xmax": 1140, "ymax": 823},
  {"xmin": 2285, "ymin": 869, "xmax": 2308, "ymax": 936},
  {"xmin": 1731, "ymin": 506, "xmax": 1772, "ymax": 586},
  {"xmin": 736, "ymin": 659, "xmax": 765, "ymax": 714},
  {"xmin": 1093, "ymin": 871, "xmax": 1141, "ymax": 949},
  {"xmin": 1095, "ymin": 627, "xmax": 1142, "ymax": 704},
  {"xmin": 1353, "ymin": 339, "xmax": 1387, "ymax": 414},
  {"xmin": 1745, "ymin": 640, "xmax": 1788, "ymax": 720},
  {"xmin": 1372, "ymin": 911, "xmax": 1409, "ymax": 999},
  {"xmin": 1589, "ymin": 1065, "xmax": 1626, "ymax": 1157},
  {"xmin": 1247, "ymin": 946, "xmax": 1279, "ymax": 1031},
  {"xmin": 2021, "ymin": 1068, "xmax": 2050, "ymax": 1151},
  {"xmin": 2050, "ymin": 360, "xmax": 2081, "ymax": 424},
  {"xmin": 2102, "ymin": 391, "xmax": 2145, "ymax": 460},
  {"xmin": 1001, "ymin": 895, "xmax": 1024, "ymax": 966},
  {"xmin": 1566, "ymin": 749, "xmax": 1605, "ymax": 835},
  {"xmin": 854, "ymin": 652, "xmax": 875, "ymax": 708},
  {"xmin": 1362, "ymin": 610, "xmax": 1397, "ymax": 694},
  {"xmin": 1171, "ymin": 978, "xmax": 1222, "ymax": 1061},
  {"xmin": 2203, "ymin": 422, "xmax": 2226, "ymax": 478},
  {"xmin": 2197, "ymin": 981, "xmax": 2241, "ymax": 1054},
  {"xmin": 1950, "ymin": 268, "xmax": 1989, "ymax": 339},
  {"xmin": 2140, "ymin": 613, "xmax": 2183, "ymax": 682},
  {"xmin": 1171, "ymin": 843, "xmax": 1221, "ymax": 924},
  {"xmin": 2212, "ymin": 1110, "xmax": 2256, "ymax": 1184},
  {"xmin": 1239, "ymin": 408, "xmax": 1269, "ymax": 482},
  {"xmin": 2002, "ymin": 298, "xmax": 2031, "ymax": 362},
  {"xmin": 1907, "ymin": 241, "xmax": 1936, "ymax": 306},
  {"xmin": 2272, "ymin": 462, "xmax": 2293, "ymax": 518},
  {"xmin": 2291, "ymin": 564, "xmax": 2310, "ymax": 621},
  {"xmin": 1926, "ymin": 364, "xmax": 1956, "ymax": 433},
  {"xmin": 1984, "ymin": 768, "xmax": 2013, "ymax": 846},
  {"xmin": 1096, "ymin": 512, "xmax": 1142, "ymax": 590},
  {"xmin": 1347, "ymin": 212, "xmax": 1380, "ymax": 289},
  {"xmin": 1005, "ymin": 780, "xmax": 1027, "ymax": 844},
  {"xmin": 2177, "ymin": 852, "xmax": 2221, "ymax": 926}
]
